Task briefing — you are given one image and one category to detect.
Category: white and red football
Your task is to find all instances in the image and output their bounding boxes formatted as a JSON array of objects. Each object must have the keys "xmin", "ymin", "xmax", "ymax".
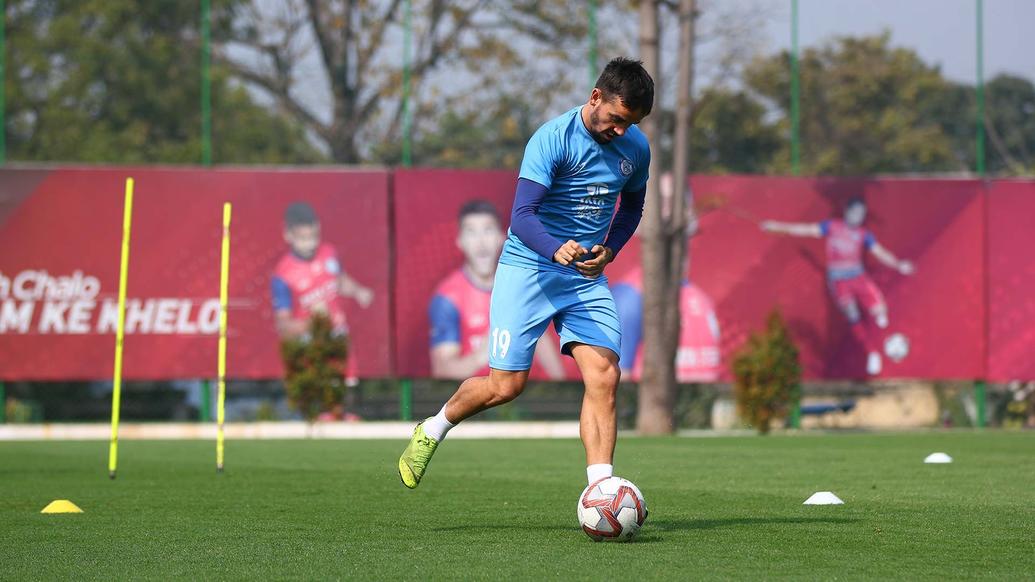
[{"xmin": 577, "ymin": 476, "xmax": 648, "ymax": 542}]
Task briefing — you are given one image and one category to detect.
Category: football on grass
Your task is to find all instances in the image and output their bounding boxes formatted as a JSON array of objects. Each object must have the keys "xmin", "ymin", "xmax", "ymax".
[{"xmin": 577, "ymin": 476, "xmax": 647, "ymax": 542}]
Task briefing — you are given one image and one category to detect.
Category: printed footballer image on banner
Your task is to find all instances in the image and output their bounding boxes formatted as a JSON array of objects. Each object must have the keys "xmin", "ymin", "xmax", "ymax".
[
  {"xmin": 684, "ymin": 176, "xmax": 986, "ymax": 380},
  {"xmin": 606, "ymin": 173, "xmax": 723, "ymax": 383},
  {"xmin": 0, "ymin": 167, "xmax": 391, "ymax": 380},
  {"xmin": 393, "ymin": 169, "xmax": 576, "ymax": 381}
]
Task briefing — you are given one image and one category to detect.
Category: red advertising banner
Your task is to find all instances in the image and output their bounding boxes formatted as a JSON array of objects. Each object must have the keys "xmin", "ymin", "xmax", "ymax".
[
  {"xmin": 4, "ymin": 167, "xmax": 1026, "ymax": 383},
  {"xmin": 608, "ymin": 176, "xmax": 987, "ymax": 381},
  {"xmin": 392, "ymin": 169, "xmax": 580, "ymax": 381},
  {"xmin": 987, "ymin": 180, "xmax": 1035, "ymax": 381},
  {"xmin": 0, "ymin": 167, "xmax": 391, "ymax": 380}
]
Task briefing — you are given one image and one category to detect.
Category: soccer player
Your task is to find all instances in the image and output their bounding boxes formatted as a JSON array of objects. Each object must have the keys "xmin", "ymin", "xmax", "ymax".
[
  {"xmin": 271, "ymin": 202, "xmax": 374, "ymax": 384},
  {"xmin": 761, "ymin": 197, "xmax": 914, "ymax": 375},
  {"xmin": 398, "ymin": 57, "xmax": 653, "ymax": 489},
  {"xmin": 428, "ymin": 199, "xmax": 565, "ymax": 380}
]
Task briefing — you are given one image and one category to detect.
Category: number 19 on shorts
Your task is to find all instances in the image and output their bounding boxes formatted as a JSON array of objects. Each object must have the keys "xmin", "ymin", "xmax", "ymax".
[{"xmin": 491, "ymin": 327, "xmax": 511, "ymax": 359}]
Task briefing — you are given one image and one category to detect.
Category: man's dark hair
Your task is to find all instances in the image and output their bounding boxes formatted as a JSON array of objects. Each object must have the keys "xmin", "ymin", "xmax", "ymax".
[
  {"xmin": 284, "ymin": 202, "xmax": 319, "ymax": 228},
  {"xmin": 594, "ymin": 57, "xmax": 654, "ymax": 115},
  {"xmin": 846, "ymin": 197, "xmax": 866, "ymax": 211},
  {"xmin": 458, "ymin": 199, "xmax": 501, "ymax": 224}
]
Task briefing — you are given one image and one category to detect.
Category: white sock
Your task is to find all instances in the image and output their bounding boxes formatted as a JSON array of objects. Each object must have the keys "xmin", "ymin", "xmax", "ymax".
[
  {"xmin": 587, "ymin": 463, "xmax": 613, "ymax": 484},
  {"xmin": 422, "ymin": 406, "xmax": 455, "ymax": 442}
]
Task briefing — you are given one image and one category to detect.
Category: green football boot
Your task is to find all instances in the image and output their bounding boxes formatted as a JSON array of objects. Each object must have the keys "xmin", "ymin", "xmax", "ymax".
[{"xmin": 398, "ymin": 421, "xmax": 439, "ymax": 489}]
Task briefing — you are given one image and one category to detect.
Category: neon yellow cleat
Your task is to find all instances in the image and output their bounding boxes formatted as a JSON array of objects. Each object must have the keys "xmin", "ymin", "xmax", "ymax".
[{"xmin": 398, "ymin": 421, "xmax": 439, "ymax": 489}]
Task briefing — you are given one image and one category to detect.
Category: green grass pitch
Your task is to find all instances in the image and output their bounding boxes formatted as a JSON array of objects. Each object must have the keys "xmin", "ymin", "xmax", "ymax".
[{"xmin": 1, "ymin": 432, "xmax": 1032, "ymax": 580}]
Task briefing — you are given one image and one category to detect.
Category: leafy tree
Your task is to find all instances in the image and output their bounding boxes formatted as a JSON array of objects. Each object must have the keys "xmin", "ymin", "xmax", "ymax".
[
  {"xmin": 371, "ymin": 94, "xmax": 537, "ymax": 168},
  {"xmin": 745, "ymin": 32, "xmax": 958, "ymax": 175},
  {"xmin": 689, "ymin": 87, "xmax": 782, "ymax": 174},
  {"xmin": 4, "ymin": 0, "xmax": 323, "ymax": 163},
  {"xmin": 984, "ymin": 75, "xmax": 1035, "ymax": 175},
  {"xmin": 220, "ymin": 0, "xmax": 590, "ymax": 164},
  {"xmin": 280, "ymin": 313, "xmax": 349, "ymax": 423},
  {"xmin": 732, "ymin": 310, "xmax": 802, "ymax": 435}
]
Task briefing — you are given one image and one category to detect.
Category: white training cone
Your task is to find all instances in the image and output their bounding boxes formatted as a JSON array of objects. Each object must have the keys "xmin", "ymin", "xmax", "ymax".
[
  {"xmin": 803, "ymin": 491, "xmax": 844, "ymax": 505},
  {"xmin": 924, "ymin": 452, "xmax": 953, "ymax": 464}
]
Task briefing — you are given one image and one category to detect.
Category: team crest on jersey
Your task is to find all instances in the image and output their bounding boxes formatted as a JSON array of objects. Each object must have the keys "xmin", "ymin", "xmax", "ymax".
[
  {"xmin": 620, "ymin": 158, "xmax": 634, "ymax": 176},
  {"xmin": 325, "ymin": 258, "xmax": 341, "ymax": 275}
]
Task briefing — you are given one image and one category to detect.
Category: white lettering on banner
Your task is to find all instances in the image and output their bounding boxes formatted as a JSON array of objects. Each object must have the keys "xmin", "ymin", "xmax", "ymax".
[
  {"xmin": 0, "ymin": 300, "xmax": 34, "ymax": 333},
  {"xmin": 95, "ymin": 298, "xmax": 219, "ymax": 335},
  {"xmin": 126, "ymin": 299, "xmax": 156, "ymax": 334},
  {"xmin": 96, "ymin": 300, "xmax": 119, "ymax": 333},
  {"xmin": 197, "ymin": 300, "xmax": 221, "ymax": 334},
  {"xmin": 10, "ymin": 270, "xmax": 100, "ymax": 301},
  {"xmin": 0, "ymin": 270, "xmax": 228, "ymax": 335},
  {"xmin": 39, "ymin": 302, "xmax": 69, "ymax": 333},
  {"xmin": 68, "ymin": 301, "xmax": 94, "ymax": 334},
  {"xmin": 175, "ymin": 300, "xmax": 198, "ymax": 334},
  {"xmin": 153, "ymin": 298, "xmax": 178, "ymax": 334}
]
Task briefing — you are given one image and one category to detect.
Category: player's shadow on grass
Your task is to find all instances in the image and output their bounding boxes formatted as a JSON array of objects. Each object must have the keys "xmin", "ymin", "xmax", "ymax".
[{"xmin": 652, "ymin": 516, "xmax": 858, "ymax": 531}]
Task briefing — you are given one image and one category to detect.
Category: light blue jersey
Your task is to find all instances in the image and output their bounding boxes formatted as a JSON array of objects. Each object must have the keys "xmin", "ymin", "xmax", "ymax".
[
  {"xmin": 499, "ymin": 106, "xmax": 650, "ymax": 273},
  {"xmin": 487, "ymin": 106, "xmax": 651, "ymax": 370}
]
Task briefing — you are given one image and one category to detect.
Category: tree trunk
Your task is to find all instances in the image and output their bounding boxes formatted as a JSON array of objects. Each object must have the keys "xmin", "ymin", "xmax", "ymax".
[
  {"xmin": 636, "ymin": 0, "xmax": 696, "ymax": 435},
  {"xmin": 635, "ymin": 0, "xmax": 675, "ymax": 435}
]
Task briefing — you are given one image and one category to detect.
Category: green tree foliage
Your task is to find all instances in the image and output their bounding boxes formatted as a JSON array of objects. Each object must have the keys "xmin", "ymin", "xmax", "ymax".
[
  {"xmin": 732, "ymin": 310, "xmax": 802, "ymax": 435},
  {"xmin": 745, "ymin": 32, "xmax": 959, "ymax": 175},
  {"xmin": 372, "ymin": 94, "xmax": 537, "ymax": 168},
  {"xmin": 983, "ymin": 75, "xmax": 1035, "ymax": 175},
  {"xmin": 221, "ymin": 0, "xmax": 590, "ymax": 164},
  {"xmin": 280, "ymin": 313, "xmax": 348, "ymax": 423},
  {"xmin": 5, "ymin": 0, "xmax": 323, "ymax": 164},
  {"xmin": 689, "ymin": 88, "xmax": 782, "ymax": 174}
]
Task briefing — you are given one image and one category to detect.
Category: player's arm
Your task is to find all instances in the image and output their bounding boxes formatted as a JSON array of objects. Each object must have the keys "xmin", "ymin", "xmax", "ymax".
[
  {"xmin": 275, "ymin": 310, "xmax": 309, "ymax": 339},
  {"xmin": 511, "ymin": 178, "xmax": 587, "ymax": 264},
  {"xmin": 271, "ymin": 276, "xmax": 308, "ymax": 338},
  {"xmin": 338, "ymin": 272, "xmax": 374, "ymax": 308},
  {"xmin": 533, "ymin": 333, "xmax": 566, "ymax": 380},
  {"xmin": 430, "ymin": 343, "xmax": 489, "ymax": 380},
  {"xmin": 869, "ymin": 238, "xmax": 914, "ymax": 275},
  {"xmin": 428, "ymin": 295, "xmax": 487, "ymax": 379},
  {"xmin": 513, "ymin": 128, "xmax": 589, "ymax": 265},
  {"xmin": 760, "ymin": 220, "xmax": 824, "ymax": 237}
]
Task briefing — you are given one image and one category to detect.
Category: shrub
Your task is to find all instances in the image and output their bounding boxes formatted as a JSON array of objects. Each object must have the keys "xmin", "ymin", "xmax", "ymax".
[
  {"xmin": 732, "ymin": 310, "xmax": 802, "ymax": 434},
  {"xmin": 280, "ymin": 313, "xmax": 349, "ymax": 422}
]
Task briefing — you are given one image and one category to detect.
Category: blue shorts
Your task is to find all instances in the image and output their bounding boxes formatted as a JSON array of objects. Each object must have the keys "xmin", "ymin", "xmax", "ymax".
[{"xmin": 487, "ymin": 262, "xmax": 621, "ymax": 371}]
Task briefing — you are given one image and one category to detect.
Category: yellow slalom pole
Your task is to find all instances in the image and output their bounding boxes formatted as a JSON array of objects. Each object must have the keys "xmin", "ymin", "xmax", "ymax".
[
  {"xmin": 216, "ymin": 202, "xmax": 232, "ymax": 473},
  {"xmin": 109, "ymin": 177, "xmax": 134, "ymax": 480}
]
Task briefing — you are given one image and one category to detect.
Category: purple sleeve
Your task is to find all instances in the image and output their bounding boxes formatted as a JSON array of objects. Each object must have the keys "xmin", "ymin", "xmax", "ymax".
[
  {"xmin": 271, "ymin": 276, "xmax": 292, "ymax": 311},
  {"xmin": 819, "ymin": 220, "xmax": 831, "ymax": 237},
  {"xmin": 604, "ymin": 187, "xmax": 646, "ymax": 257},
  {"xmin": 428, "ymin": 295, "xmax": 461, "ymax": 347},
  {"xmin": 511, "ymin": 178, "xmax": 565, "ymax": 260},
  {"xmin": 864, "ymin": 231, "xmax": 876, "ymax": 250}
]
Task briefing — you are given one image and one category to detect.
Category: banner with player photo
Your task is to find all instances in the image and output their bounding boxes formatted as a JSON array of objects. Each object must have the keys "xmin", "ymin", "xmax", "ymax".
[
  {"xmin": 392, "ymin": 169, "xmax": 581, "ymax": 381},
  {"xmin": 604, "ymin": 176, "xmax": 988, "ymax": 381},
  {"xmin": 0, "ymin": 167, "xmax": 392, "ymax": 380},
  {"xmin": 987, "ymin": 180, "xmax": 1035, "ymax": 381}
]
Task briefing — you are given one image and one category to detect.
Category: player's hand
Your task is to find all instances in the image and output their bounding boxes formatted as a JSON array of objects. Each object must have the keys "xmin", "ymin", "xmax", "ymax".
[
  {"xmin": 553, "ymin": 240, "xmax": 589, "ymax": 266},
  {"xmin": 356, "ymin": 287, "xmax": 374, "ymax": 308},
  {"xmin": 898, "ymin": 260, "xmax": 915, "ymax": 276},
  {"xmin": 575, "ymin": 245, "xmax": 614, "ymax": 279}
]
